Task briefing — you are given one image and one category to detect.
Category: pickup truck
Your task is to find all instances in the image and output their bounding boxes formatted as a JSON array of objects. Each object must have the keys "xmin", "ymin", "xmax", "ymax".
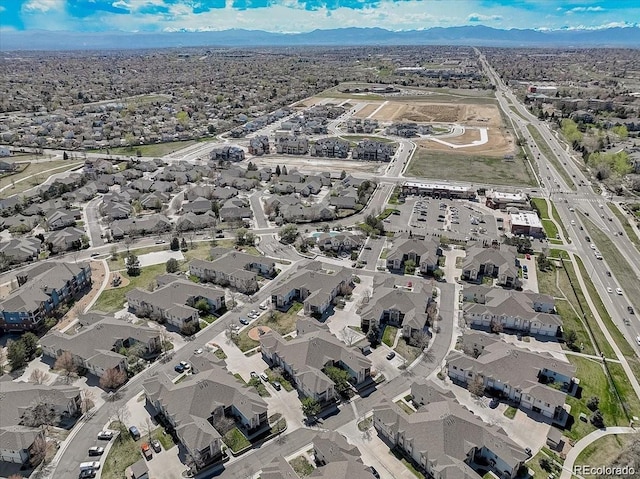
[{"xmin": 141, "ymin": 443, "xmax": 153, "ymax": 460}]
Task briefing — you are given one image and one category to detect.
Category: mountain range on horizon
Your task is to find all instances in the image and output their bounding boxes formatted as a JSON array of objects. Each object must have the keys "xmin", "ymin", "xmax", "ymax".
[{"xmin": 2, "ymin": 25, "xmax": 639, "ymax": 51}]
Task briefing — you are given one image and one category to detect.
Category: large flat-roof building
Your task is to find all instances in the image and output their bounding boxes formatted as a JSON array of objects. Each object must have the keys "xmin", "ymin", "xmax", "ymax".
[
  {"xmin": 509, "ymin": 211, "xmax": 544, "ymax": 237},
  {"xmin": 401, "ymin": 181, "xmax": 476, "ymax": 200}
]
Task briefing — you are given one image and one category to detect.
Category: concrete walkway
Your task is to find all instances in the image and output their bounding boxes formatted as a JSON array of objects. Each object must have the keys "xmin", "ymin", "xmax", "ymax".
[{"xmin": 559, "ymin": 427, "xmax": 636, "ymax": 479}]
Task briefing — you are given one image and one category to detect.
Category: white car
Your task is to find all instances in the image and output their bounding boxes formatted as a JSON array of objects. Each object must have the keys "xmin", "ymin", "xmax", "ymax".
[
  {"xmin": 636, "ymin": 336, "xmax": 640, "ymax": 346},
  {"xmin": 607, "ymin": 287, "xmax": 613, "ymax": 294},
  {"xmin": 616, "ymin": 288, "xmax": 623, "ymax": 295},
  {"xmin": 194, "ymin": 348, "xmax": 203, "ymax": 355},
  {"xmin": 590, "ymin": 244, "xmax": 597, "ymax": 250}
]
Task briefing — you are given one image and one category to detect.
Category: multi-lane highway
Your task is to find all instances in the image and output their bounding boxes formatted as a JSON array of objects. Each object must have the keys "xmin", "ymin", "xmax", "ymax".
[{"xmin": 478, "ymin": 49, "xmax": 640, "ymax": 354}]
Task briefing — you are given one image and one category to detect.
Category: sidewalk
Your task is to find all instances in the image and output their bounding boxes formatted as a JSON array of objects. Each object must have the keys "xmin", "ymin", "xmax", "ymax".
[{"xmin": 559, "ymin": 427, "xmax": 636, "ymax": 479}]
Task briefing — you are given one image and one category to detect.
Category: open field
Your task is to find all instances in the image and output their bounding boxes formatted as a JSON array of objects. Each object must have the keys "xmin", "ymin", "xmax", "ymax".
[
  {"xmin": 418, "ymin": 126, "xmax": 512, "ymax": 157},
  {"xmin": 352, "ymin": 103, "xmax": 382, "ymax": 118},
  {"xmin": 405, "ymin": 148, "xmax": 535, "ymax": 186},
  {"xmin": 97, "ymin": 140, "xmax": 197, "ymax": 157},
  {"xmin": 252, "ymin": 155, "xmax": 384, "ymax": 175},
  {"xmin": 609, "ymin": 202, "xmax": 640, "ymax": 250},
  {"xmin": 0, "ymin": 160, "xmax": 83, "ymax": 198},
  {"xmin": 575, "ymin": 434, "xmax": 636, "ymax": 477}
]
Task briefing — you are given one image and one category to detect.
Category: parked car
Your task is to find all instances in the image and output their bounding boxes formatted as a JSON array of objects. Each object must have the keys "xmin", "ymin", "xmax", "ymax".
[
  {"xmin": 87, "ymin": 447, "xmax": 104, "ymax": 456},
  {"xmin": 272, "ymin": 381, "xmax": 282, "ymax": 391},
  {"xmin": 97, "ymin": 431, "xmax": 113, "ymax": 440},
  {"xmin": 250, "ymin": 371, "xmax": 259, "ymax": 380},
  {"xmin": 386, "ymin": 351, "xmax": 396, "ymax": 360},
  {"xmin": 151, "ymin": 439, "xmax": 162, "ymax": 453},
  {"xmin": 80, "ymin": 461, "xmax": 101, "ymax": 471},
  {"xmin": 174, "ymin": 363, "xmax": 185, "ymax": 373},
  {"xmin": 129, "ymin": 426, "xmax": 140, "ymax": 440},
  {"xmin": 193, "ymin": 348, "xmax": 203, "ymax": 355},
  {"xmin": 141, "ymin": 443, "xmax": 153, "ymax": 460},
  {"xmin": 489, "ymin": 398, "xmax": 499, "ymax": 409},
  {"xmin": 79, "ymin": 469, "xmax": 96, "ymax": 478},
  {"xmin": 366, "ymin": 466, "xmax": 380, "ymax": 478},
  {"xmin": 239, "ymin": 318, "xmax": 250, "ymax": 325},
  {"xmin": 260, "ymin": 373, "xmax": 269, "ymax": 382}
]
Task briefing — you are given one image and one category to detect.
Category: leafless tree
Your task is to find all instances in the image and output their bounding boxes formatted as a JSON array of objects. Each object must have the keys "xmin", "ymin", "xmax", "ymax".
[
  {"xmin": 110, "ymin": 405, "xmax": 131, "ymax": 439},
  {"xmin": 29, "ymin": 435, "xmax": 48, "ymax": 468},
  {"xmin": 211, "ymin": 408, "xmax": 235, "ymax": 435},
  {"xmin": 81, "ymin": 389, "xmax": 96, "ymax": 414},
  {"xmin": 468, "ymin": 375, "xmax": 485, "ymax": 398},
  {"xmin": 339, "ymin": 327, "xmax": 357, "ymax": 346},
  {"xmin": 54, "ymin": 351, "xmax": 78, "ymax": 384},
  {"xmin": 99, "ymin": 367, "xmax": 127, "ymax": 390},
  {"xmin": 411, "ymin": 330, "xmax": 431, "ymax": 350},
  {"xmin": 29, "ymin": 369, "xmax": 51, "ymax": 385}
]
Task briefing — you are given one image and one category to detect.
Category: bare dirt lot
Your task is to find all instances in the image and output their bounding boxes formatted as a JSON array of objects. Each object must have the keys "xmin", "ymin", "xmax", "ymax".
[
  {"xmin": 352, "ymin": 103, "xmax": 383, "ymax": 119},
  {"xmin": 251, "ymin": 155, "xmax": 385, "ymax": 175},
  {"xmin": 420, "ymin": 126, "xmax": 514, "ymax": 157}
]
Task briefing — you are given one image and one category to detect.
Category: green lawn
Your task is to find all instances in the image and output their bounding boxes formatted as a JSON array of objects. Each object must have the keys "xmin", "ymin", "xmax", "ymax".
[
  {"xmin": 0, "ymin": 160, "xmax": 83, "ymax": 198},
  {"xmin": 101, "ymin": 140, "xmax": 197, "ymax": 157},
  {"xmin": 290, "ymin": 456, "xmax": 315, "ymax": 477},
  {"xmin": 405, "ymin": 149, "xmax": 536, "ymax": 187},
  {"xmin": 555, "ymin": 300, "xmax": 595, "ymax": 356},
  {"xmin": 608, "ymin": 202, "xmax": 640, "ymax": 250},
  {"xmin": 503, "ymin": 406, "xmax": 517, "ymax": 419},
  {"xmin": 382, "ymin": 325, "xmax": 398, "ymax": 347},
  {"xmin": 574, "ymin": 434, "xmax": 634, "ymax": 476},
  {"xmin": 394, "ymin": 339, "xmax": 422, "ymax": 364},
  {"xmin": 92, "ymin": 263, "xmax": 166, "ymax": 313},
  {"xmin": 564, "ymin": 357, "xmax": 629, "ymax": 441},
  {"xmin": 222, "ymin": 427, "xmax": 250, "ymax": 453},
  {"xmin": 580, "ymin": 215, "xmax": 640, "ymax": 324},
  {"xmin": 535, "ymin": 264, "xmax": 562, "ymax": 298},
  {"xmin": 530, "ymin": 198, "xmax": 550, "ymax": 218},
  {"xmin": 541, "ymin": 219, "xmax": 559, "ymax": 239},
  {"xmin": 233, "ymin": 303, "xmax": 303, "ymax": 352}
]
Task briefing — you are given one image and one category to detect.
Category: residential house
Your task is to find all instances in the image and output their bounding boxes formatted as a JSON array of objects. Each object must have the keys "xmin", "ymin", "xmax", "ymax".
[
  {"xmin": 111, "ymin": 214, "xmax": 172, "ymax": 239},
  {"xmin": 461, "ymin": 245, "xmax": 520, "ymax": 288},
  {"xmin": 219, "ymin": 198, "xmax": 253, "ymax": 223},
  {"xmin": 386, "ymin": 236, "xmax": 441, "ymax": 275},
  {"xmin": 462, "ymin": 284, "xmax": 560, "ymax": 336},
  {"xmin": 0, "ymin": 237, "xmax": 41, "ymax": 266},
  {"xmin": 182, "ymin": 197, "xmax": 211, "ymax": 215},
  {"xmin": 45, "ymin": 208, "xmax": 80, "ymax": 231},
  {"xmin": 373, "ymin": 380, "xmax": 528, "ymax": 479},
  {"xmin": 176, "ymin": 211, "xmax": 217, "ymax": 232},
  {"xmin": 0, "ymin": 382, "xmax": 81, "ymax": 464},
  {"xmin": 314, "ymin": 232, "xmax": 363, "ymax": 252},
  {"xmin": 352, "ymin": 140, "xmax": 395, "ymax": 162},
  {"xmin": 40, "ymin": 314, "xmax": 162, "ymax": 378},
  {"xmin": 248, "ymin": 136, "xmax": 270, "ymax": 155},
  {"xmin": 143, "ymin": 365, "xmax": 268, "ymax": 469},
  {"xmin": 276, "ymin": 136, "xmax": 309, "ymax": 155},
  {"xmin": 189, "ymin": 248, "xmax": 275, "ymax": 294},
  {"xmin": 0, "ymin": 262, "xmax": 92, "ymax": 332},
  {"xmin": 210, "ymin": 145, "xmax": 245, "ymax": 162},
  {"xmin": 260, "ymin": 320, "xmax": 371, "ymax": 402},
  {"xmin": 126, "ymin": 277, "xmax": 225, "ymax": 329},
  {"xmin": 101, "ymin": 200, "xmax": 132, "ymax": 221},
  {"xmin": 310, "ymin": 138, "xmax": 350, "ymax": 158},
  {"xmin": 359, "ymin": 277, "xmax": 431, "ymax": 341},
  {"xmin": 46, "ymin": 226, "xmax": 86, "ymax": 253},
  {"xmin": 271, "ymin": 263, "xmax": 353, "ymax": 316},
  {"xmin": 447, "ymin": 333, "xmax": 577, "ymax": 423}
]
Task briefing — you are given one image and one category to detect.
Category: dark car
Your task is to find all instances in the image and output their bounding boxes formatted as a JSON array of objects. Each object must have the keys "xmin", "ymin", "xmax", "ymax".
[
  {"xmin": 87, "ymin": 446, "xmax": 104, "ymax": 456},
  {"xmin": 174, "ymin": 363, "xmax": 185, "ymax": 373},
  {"xmin": 129, "ymin": 426, "xmax": 141, "ymax": 440},
  {"xmin": 489, "ymin": 398, "xmax": 499, "ymax": 409},
  {"xmin": 628, "ymin": 306, "xmax": 635, "ymax": 315},
  {"xmin": 366, "ymin": 466, "xmax": 380, "ymax": 478},
  {"xmin": 386, "ymin": 351, "xmax": 396, "ymax": 360},
  {"xmin": 79, "ymin": 469, "xmax": 96, "ymax": 478},
  {"xmin": 239, "ymin": 318, "xmax": 250, "ymax": 325},
  {"xmin": 585, "ymin": 236, "xmax": 591, "ymax": 242},
  {"xmin": 606, "ymin": 270, "xmax": 611, "ymax": 277}
]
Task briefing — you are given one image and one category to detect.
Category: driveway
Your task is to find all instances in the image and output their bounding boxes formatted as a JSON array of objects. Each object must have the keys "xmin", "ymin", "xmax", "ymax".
[
  {"xmin": 519, "ymin": 256, "xmax": 538, "ymax": 293},
  {"xmin": 145, "ymin": 440, "xmax": 186, "ymax": 479},
  {"xmin": 138, "ymin": 250, "xmax": 184, "ymax": 267},
  {"xmin": 440, "ymin": 377, "xmax": 551, "ymax": 453},
  {"xmin": 262, "ymin": 383, "xmax": 305, "ymax": 433}
]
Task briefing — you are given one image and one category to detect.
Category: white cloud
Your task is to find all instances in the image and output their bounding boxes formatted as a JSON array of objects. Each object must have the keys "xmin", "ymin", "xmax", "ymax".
[
  {"xmin": 567, "ymin": 6, "xmax": 605, "ymax": 14},
  {"xmin": 22, "ymin": 0, "xmax": 64, "ymax": 13},
  {"xmin": 467, "ymin": 12, "xmax": 502, "ymax": 23}
]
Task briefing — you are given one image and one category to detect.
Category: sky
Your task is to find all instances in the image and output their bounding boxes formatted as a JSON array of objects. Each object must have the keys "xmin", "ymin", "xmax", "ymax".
[{"xmin": 0, "ymin": 0, "xmax": 638, "ymax": 33}]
